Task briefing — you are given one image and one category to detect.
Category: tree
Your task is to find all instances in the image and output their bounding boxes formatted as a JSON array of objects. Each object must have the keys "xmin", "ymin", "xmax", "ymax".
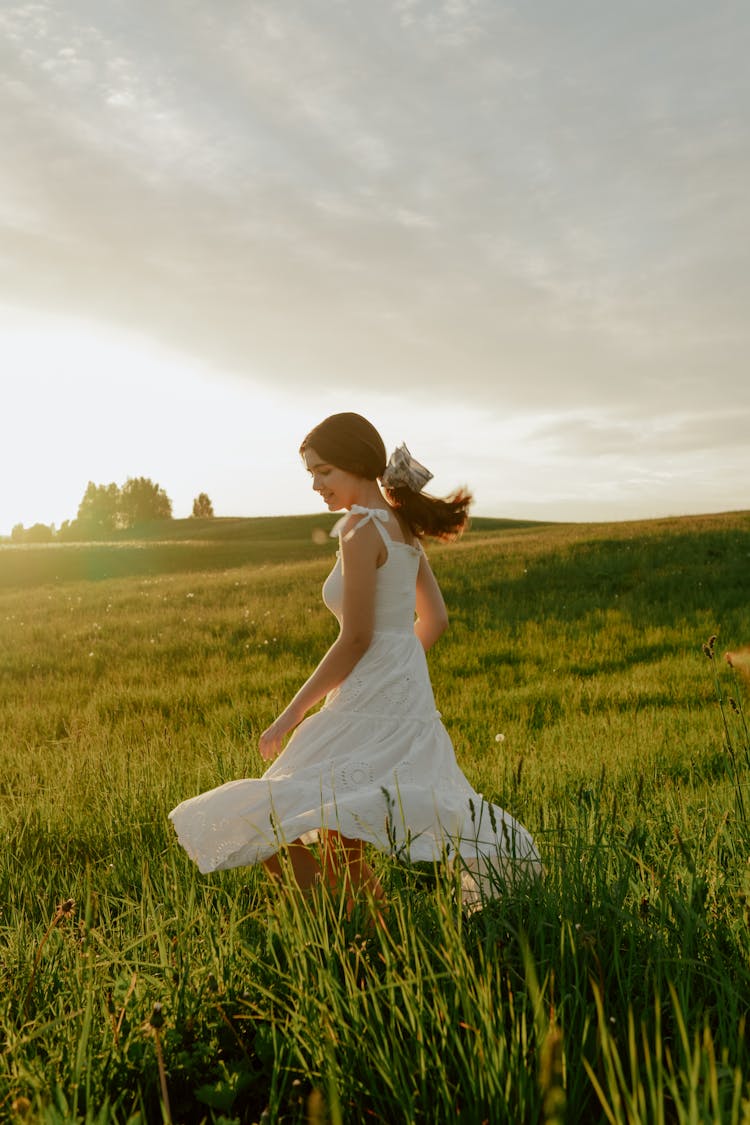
[
  {"xmin": 119, "ymin": 477, "xmax": 172, "ymax": 529},
  {"xmin": 191, "ymin": 492, "xmax": 215, "ymax": 518},
  {"xmin": 25, "ymin": 523, "xmax": 54, "ymax": 543},
  {"xmin": 9, "ymin": 522, "xmax": 54, "ymax": 543},
  {"xmin": 76, "ymin": 482, "xmax": 121, "ymax": 538}
]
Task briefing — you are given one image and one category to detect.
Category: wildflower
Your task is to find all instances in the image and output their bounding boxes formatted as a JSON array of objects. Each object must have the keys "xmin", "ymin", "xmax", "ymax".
[
  {"xmin": 23, "ymin": 899, "xmax": 76, "ymax": 1017},
  {"xmin": 495, "ymin": 733, "xmax": 505, "ymax": 743},
  {"xmin": 148, "ymin": 1002, "xmax": 165, "ymax": 1030}
]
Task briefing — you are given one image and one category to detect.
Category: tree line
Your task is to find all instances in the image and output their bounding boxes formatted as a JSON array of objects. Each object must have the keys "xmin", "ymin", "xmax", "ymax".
[{"xmin": 9, "ymin": 480, "xmax": 215, "ymax": 543}]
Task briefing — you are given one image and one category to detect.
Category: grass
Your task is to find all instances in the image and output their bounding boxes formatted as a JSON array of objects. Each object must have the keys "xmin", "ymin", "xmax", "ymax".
[{"xmin": 1, "ymin": 509, "xmax": 749, "ymax": 1122}]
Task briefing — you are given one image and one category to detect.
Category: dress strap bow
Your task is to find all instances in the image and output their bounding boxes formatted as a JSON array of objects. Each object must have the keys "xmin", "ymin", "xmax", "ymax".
[{"xmin": 330, "ymin": 505, "xmax": 391, "ymax": 542}]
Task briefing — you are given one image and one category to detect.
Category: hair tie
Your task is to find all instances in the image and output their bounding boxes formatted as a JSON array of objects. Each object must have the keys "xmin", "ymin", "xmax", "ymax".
[{"xmin": 381, "ymin": 444, "xmax": 433, "ymax": 493}]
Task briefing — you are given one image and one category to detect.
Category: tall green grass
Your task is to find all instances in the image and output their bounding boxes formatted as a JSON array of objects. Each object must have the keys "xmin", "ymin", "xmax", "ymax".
[{"xmin": 1, "ymin": 511, "xmax": 749, "ymax": 1122}]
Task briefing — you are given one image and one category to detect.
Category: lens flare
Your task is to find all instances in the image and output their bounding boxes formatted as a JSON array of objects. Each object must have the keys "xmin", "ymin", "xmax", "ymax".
[{"xmin": 725, "ymin": 647, "xmax": 750, "ymax": 681}]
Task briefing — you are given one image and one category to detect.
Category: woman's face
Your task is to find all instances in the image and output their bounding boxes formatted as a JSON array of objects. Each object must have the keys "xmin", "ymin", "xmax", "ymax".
[{"xmin": 303, "ymin": 446, "xmax": 361, "ymax": 511}]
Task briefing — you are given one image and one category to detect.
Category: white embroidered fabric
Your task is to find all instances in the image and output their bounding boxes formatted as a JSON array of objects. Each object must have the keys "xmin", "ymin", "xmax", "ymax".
[{"xmin": 169, "ymin": 505, "xmax": 540, "ymax": 904}]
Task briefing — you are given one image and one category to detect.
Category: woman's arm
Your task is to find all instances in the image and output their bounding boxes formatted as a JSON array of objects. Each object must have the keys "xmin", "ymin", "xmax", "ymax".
[
  {"xmin": 414, "ymin": 550, "xmax": 449, "ymax": 651},
  {"xmin": 259, "ymin": 517, "xmax": 379, "ymax": 759}
]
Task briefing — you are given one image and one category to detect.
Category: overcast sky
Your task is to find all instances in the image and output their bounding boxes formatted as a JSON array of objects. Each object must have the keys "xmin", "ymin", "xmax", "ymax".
[{"xmin": 2, "ymin": 0, "xmax": 748, "ymax": 534}]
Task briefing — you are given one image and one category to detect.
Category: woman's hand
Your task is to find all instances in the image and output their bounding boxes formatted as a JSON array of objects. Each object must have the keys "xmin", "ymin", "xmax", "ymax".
[{"xmin": 259, "ymin": 709, "xmax": 300, "ymax": 760}]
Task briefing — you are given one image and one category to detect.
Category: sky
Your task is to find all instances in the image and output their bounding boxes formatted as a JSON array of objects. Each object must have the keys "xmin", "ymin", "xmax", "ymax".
[{"xmin": 2, "ymin": 0, "xmax": 748, "ymax": 536}]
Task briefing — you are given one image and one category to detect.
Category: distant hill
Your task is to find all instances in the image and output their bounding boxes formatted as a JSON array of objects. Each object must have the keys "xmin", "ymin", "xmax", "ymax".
[
  {"xmin": 75, "ymin": 513, "xmax": 553, "ymax": 542},
  {"xmin": 0, "ymin": 510, "xmax": 746, "ymax": 590}
]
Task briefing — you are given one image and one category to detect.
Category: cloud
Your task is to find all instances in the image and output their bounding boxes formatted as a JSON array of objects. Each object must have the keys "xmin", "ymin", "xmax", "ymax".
[
  {"xmin": 530, "ymin": 409, "xmax": 750, "ymax": 459},
  {"xmin": 1, "ymin": 0, "xmax": 748, "ymax": 429}
]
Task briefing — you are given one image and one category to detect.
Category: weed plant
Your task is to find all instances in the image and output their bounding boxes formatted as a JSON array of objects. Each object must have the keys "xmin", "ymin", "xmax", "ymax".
[{"xmin": 1, "ymin": 511, "xmax": 749, "ymax": 1122}]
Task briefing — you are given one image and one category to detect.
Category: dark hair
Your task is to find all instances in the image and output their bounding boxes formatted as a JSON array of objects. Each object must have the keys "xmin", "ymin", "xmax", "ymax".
[
  {"xmin": 300, "ymin": 412, "xmax": 472, "ymax": 541},
  {"xmin": 383, "ymin": 483, "xmax": 472, "ymax": 542},
  {"xmin": 300, "ymin": 412, "xmax": 386, "ymax": 480}
]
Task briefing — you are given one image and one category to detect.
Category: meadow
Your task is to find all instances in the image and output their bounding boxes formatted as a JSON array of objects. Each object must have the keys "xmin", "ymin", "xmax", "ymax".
[{"xmin": 1, "ymin": 510, "xmax": 749, "ymax": 1123}]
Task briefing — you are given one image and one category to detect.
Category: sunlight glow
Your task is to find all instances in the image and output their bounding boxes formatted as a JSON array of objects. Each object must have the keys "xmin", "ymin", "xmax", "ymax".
[
  {"xmin": 2, "ymin": 308, "xmax": 313, "ymax": 534},
  {"xmin": 1, "ymin": 308, "xmax": 541, "ymax": 536},
  {"xmin": 3, "ymin": 307, "xmax": 746, "ymax": 537}
]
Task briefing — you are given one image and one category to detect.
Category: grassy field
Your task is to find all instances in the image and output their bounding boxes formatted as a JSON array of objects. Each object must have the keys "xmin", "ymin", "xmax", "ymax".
[
  {"xmin": 0, "ymin": 516, "xmax": 540, "ymax": 589},
  {"xmin": 1, "ymin": 510, "xmax": 749, "ymax": 1123}
]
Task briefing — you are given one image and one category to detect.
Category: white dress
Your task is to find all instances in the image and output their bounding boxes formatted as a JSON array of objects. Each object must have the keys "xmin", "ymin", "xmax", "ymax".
[{"xmin": 169, "ymin": 506, "xmax": 540, "ymax": 898}]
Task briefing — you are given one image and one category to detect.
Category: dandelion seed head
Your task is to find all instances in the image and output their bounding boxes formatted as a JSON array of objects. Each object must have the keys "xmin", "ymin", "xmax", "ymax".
[{"xmin": 495, "ymin": 733, "xmax": 505, "ymax": 743}]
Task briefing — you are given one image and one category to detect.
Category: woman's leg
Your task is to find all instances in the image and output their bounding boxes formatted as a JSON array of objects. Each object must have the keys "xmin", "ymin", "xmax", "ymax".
[
  {"xmin": 321, "ymin": 832, "xmax": 387, "ymax": 923},
  {"xmin": 264, "ymin": 833, "xmax": 388, "ymax": 926},
  {"xmin": 263, "ymin": 839, "xmax": 323, "ymax": 894}
]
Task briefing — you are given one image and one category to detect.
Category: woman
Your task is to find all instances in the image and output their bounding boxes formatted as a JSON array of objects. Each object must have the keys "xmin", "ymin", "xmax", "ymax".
[{"xmin": 169, "ymin": 413, "xmax": 540, "ymax": 915}]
